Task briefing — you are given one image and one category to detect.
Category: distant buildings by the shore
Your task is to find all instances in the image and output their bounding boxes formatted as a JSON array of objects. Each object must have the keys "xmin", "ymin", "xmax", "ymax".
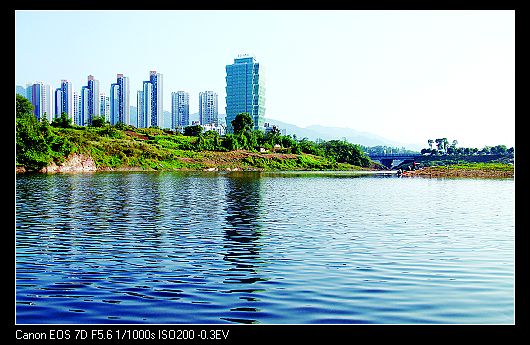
[{"xmin": 16, "ymin": 54, "xmax": 280, "ymax": 135}]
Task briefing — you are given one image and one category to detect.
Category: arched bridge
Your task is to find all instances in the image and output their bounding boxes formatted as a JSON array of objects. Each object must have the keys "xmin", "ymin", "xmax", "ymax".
[{"xmin": 366, "ymin": 153, "xmax": 422, "ymax": 169}]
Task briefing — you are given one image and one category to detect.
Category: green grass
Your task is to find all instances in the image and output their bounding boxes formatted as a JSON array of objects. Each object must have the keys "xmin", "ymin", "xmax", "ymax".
[
  {"xmin": 437, "ymin": 162, "xmax": 513, "ymax": 171},
  {"xmin": 47, "ymin": 126, "xmax": 369, "ymax": 171}
]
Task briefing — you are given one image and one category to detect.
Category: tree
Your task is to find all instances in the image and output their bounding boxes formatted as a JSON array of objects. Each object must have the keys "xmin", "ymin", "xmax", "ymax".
[
  {"xmin": 16, "ymin": 95, "xmax": 53, "ymax": 169},
  {"xmin": 51, "ymin": 112, "xmax": 73, "ymax": 128},
  {"xmin": 183, "ymin": 125, "xmax": 203, "ymax": 136},
  {"xmin": 195, "ymin": 130, "xmax": 223, "ymax": 151},
  {"xmin": 231, "ymin": 112, "xmax": 253, "ymax": 135},
  {"xmin": 91, "ymin": 115, "xmax": 107, "ymax": 127},
  {"xmin": 16, "ymin": 94, "xmax": 34, "ymax": 119},
  {"xmin": 281, "ymin": 135, "xmax": 296, "ymax": 149},
  {"xmin": 479, "ymin": 146, "xmax": 491, "ymax": 155},
  {"xmin": 222, "ymin": 134, "xmax": 240, "ymax": 151},
  {"xmin": 434, "ymin": 139, "xmax": 441, "ymax": 151},
  {"xmin": 319, "ymin": 140, "xmax": 371, "ymax": 167},
  {"xmin": 442, "ymin": 138, "xmax": 449, "ymax": 153},
  {"xmin": 491, "ymin": 145, "xmax": 508, "ymax": 155},
  {"xmin": 264, "ymin": 126, "xmax": 282, "ymax": 146},
  {"xmin": 434, "ymin": 138, "xmax": 448, "ymax": 153},
  {"xmin": 115, "ymin": 122, "xmax": 128, "ymax": 130},
  {"xmin": 297, "ymin": 138, "xmax": 325, "ymax": 156},
  {"xmin": 427, "ymin": 139, "xmax": 434, "ymax": 150}
]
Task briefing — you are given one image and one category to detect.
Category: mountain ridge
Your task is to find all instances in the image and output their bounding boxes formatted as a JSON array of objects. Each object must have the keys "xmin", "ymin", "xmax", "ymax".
[{"xmin": 263, "ymin": 117, "xmax": 422, "ymax": 150}]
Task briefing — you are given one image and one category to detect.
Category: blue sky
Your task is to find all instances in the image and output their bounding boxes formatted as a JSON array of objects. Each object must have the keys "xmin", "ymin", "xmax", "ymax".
[{"xmin": 15, "ymin": 10, "xmax": 515, "ymax": 148}]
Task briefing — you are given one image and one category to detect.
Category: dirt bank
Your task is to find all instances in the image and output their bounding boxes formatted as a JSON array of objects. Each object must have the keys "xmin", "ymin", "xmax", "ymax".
[{"xmin": 401, "ymin": 166, "xmax": 514, "ymax": 178}]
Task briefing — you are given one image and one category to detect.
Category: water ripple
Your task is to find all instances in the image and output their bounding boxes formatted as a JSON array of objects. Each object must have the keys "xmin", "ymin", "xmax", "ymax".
[{"xmin": 16, "ymin": 172, "xmax": 514, "ymax": 324}]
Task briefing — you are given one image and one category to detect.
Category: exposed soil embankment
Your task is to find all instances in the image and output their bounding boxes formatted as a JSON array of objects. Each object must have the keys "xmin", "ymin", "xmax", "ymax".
[
  {"xmin": 42, "ymin": 153, "xmax": 97, "ymax": 173},
  {"xmin": 16, "ymin": 154, "xmax": 97, "ymax": 173}
]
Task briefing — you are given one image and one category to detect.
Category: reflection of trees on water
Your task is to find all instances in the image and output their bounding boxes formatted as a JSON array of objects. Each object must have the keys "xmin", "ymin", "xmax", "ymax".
[{"xmin": 222, "ymin": 173, "xmax": 268, "ymax": 323}]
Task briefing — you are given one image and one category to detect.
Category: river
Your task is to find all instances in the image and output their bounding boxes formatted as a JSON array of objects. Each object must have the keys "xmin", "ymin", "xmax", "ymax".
[{"xmin": 15, "ymin": 171, "xmax": 514, "ymax": 324}]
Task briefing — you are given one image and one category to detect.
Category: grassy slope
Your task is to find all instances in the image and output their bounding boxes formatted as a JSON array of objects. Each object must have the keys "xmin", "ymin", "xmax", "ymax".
[{"xmin": 52, "ymin": 126, "xmax": 366, "ymax": 171}]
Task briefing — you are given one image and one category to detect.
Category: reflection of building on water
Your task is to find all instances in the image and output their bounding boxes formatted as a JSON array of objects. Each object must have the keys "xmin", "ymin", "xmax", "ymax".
[
  {"xmin": 223, "ymin": 173, "xmax": 266, "ymax": 285},
  {"xmin": 221, "ymin": 173, "xmax": 267, "ymax": 324}
]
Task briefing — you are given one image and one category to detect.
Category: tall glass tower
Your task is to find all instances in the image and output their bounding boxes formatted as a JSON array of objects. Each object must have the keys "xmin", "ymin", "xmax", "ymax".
[{"xmin": 225, "ymin": 55, "xmax": 266, "ymax": 133}]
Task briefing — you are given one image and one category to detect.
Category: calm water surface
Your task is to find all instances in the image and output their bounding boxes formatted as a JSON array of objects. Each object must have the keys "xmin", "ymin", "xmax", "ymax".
[{"xmin": 15, "ymin": 171, "xmax": 514, "ymax": 324}]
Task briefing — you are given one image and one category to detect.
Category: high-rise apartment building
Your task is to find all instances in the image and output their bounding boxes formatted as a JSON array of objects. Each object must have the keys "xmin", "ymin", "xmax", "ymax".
[
  {"xmin": 99, "ymin": 93, "xmax": 110, "ymax": 122},
  {"xmin": 199, "ymin": 91, "xmax": 218, "ymax": 126},
  {"xmin": 110, "ymin": 74, "xmax": 130, "ymax": 125},
  {"xmin": 225, "ymin": 55, "xmax": 266, "ymax": 133},
  {"xmin": 139, "ymin": 71, "xmax": 163, "ymax": 128},
  {"xmin": 171, "ymin": 91, "xmax": 189, "ymax": 129},
  {"xmin": 29, "ymin": 84, "xmax": 41, "ymax": 119},
  {"xmin": 110, "ymin": 83, "xmax": 118, "ymax": 124},
  {"xmin": 55, "ymin": 80, "xmax": 73, "ymax": 120},
  {"xmin": 80, "ymin": 86, "xmax": 90, "ymax": 125},
  {"xmin": 73, "ymin": 91, "xmax": 81, "ymax": 125},
  {"xmin": 54, "ymin": 90, "xmax": 63, "ymax": 118},
  {"xmin": 136, "ymin": 90, "xmax": 143, "ymax": 128},
  {"xmin": 80, "ymin": 75, "xmax": 100, "ymax": 125},
  {"xmin": 25, "ymin": 82, "xmax": 52, "ymax": 121},
  {"xmin": 138, "ymin": 81, "xmax": 153, "ymax": 128},
  {"xmin": 137, "ymin": 90, "xmax": 145, "ymax": 128},
  {"xmin": 42, "ymin": 84, "xmax": 52, "ymax": 122}
]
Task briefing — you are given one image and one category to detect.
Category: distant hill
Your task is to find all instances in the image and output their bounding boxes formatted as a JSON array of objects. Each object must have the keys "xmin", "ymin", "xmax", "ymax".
[{"xmin": 263, "ymin": 117, "xmax": 422, "ymax": 150}]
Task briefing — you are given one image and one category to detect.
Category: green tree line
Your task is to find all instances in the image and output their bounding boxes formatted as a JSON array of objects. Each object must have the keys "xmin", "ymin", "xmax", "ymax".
[
  {"xmin": 214, "ymin": 113, "xmax": 371, "ymax": 167},
  {"xmin": 422, "ymin": 137, "xmax": 513, "ymax": 155},
  {"xmin": 16, "ymin": 96, "xmax": 372, "ymax": 170}
]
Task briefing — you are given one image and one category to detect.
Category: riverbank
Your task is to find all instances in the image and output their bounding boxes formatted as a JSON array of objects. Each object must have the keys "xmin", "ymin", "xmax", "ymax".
[
  {"xmin": 16, "ymin": 151, "xmax": 373, "ymax": 174},
  {"xmin": 16, "ymin": 125, "xmax": 381, "ymax": 173},
  {"xmin": 401, "ymin": 163, "xmax": 514, "ymax": 178}
]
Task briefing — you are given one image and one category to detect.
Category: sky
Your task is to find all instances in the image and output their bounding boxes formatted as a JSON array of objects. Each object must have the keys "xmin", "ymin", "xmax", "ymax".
[{"xmin": 15, "ymin": 10, "xmax": 515, "ymax": 149}]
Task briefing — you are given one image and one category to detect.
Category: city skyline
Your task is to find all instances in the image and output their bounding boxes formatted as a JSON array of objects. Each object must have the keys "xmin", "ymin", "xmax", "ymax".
[{"xmin": 15, "ymin": 10, "xmax": 515, "ymax": 148}]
